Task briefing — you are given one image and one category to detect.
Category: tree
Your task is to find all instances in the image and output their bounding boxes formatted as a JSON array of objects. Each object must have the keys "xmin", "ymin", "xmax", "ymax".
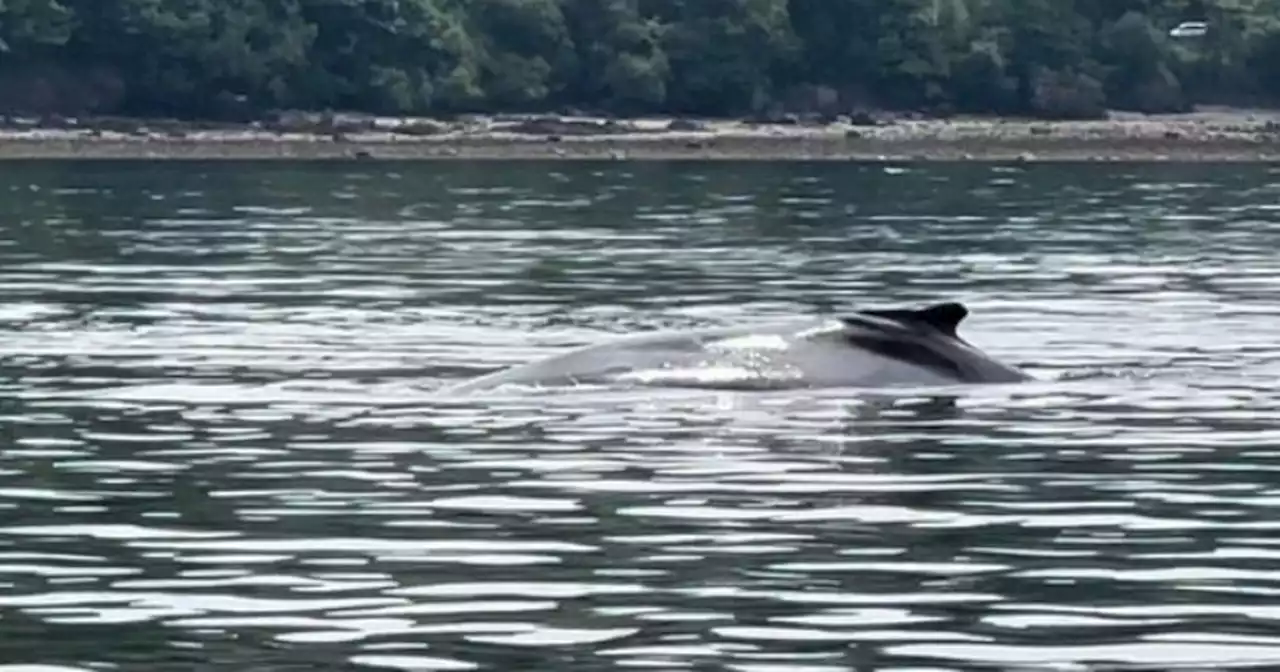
[
  {"xmin": 0, "ymin": 0, "xmax": 74, "ymax": 55},
  {"xmin": 1, "ymin": 0, "xmax": 1280, "ymax": 119},
  {"xmin": 562, "ymin": 0, "xmax": 668, "ymax": 110},
  {"xmin": 649, "ymin": 0, "xmax": 797, "ymax": 114}
]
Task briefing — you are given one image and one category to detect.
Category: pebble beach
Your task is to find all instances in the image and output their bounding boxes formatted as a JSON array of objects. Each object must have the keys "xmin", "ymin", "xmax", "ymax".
[{"xmin": 1, "ymin": 106, "xmax": 1277, "ymax": 162}]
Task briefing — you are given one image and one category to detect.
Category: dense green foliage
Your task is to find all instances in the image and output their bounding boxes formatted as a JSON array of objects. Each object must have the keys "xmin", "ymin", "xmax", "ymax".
[{"xmin": 1, "ymin": 0, "xmax": 1279, "ymax": 119}]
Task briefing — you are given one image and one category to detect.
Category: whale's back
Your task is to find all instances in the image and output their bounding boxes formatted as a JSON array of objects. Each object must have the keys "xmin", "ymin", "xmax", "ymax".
[
  {"xmin": 441, "ymin": 306, "xmax": 1028, "ymax": 393},
  {"xmin": 441, "ymin": 324, "xmax": 751, "ymax": 393}
]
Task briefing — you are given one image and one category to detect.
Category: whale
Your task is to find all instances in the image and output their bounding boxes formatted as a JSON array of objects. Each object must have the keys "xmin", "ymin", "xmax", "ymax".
[{"xmin": 441, "ymin": 301, "xmax": 1032, "ymax": 393}]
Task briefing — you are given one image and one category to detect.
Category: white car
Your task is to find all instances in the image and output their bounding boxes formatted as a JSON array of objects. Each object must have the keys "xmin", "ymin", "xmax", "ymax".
[{"xmin": 1169, "ymin": 21, "xmax": 1209, "ymax": 38}]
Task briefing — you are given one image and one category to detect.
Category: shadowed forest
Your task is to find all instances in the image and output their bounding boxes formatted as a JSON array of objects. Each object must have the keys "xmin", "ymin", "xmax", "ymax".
[{"xmin": 1, "ymin": 0, "xmax": 1279, "ymax": 121}]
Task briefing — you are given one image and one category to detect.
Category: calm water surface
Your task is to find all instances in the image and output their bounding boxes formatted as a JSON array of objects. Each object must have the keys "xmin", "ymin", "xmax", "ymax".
[{"xmin": 2, "ymin": 160, "xmax": 1280, "ymax": 671}]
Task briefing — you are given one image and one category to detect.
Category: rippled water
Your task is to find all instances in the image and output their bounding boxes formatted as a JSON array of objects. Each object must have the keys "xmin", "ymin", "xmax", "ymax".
[{"xmin": 3, "ymin": 160, "xmax": 1280, "ymax": 671}]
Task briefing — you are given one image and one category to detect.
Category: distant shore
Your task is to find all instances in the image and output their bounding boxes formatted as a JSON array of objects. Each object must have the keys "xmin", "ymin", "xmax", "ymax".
[{"xmin": 0, "ymin": 106, "xmax": 1278, "ymax": 162}]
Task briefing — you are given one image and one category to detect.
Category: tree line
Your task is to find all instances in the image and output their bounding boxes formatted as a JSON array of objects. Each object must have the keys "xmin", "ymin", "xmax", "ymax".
[{"xmin": 2, "ymin": 0, "xmax": 1279, "ymax": 121}]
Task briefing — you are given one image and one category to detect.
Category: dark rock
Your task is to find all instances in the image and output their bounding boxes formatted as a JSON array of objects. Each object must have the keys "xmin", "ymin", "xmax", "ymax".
[
  {"xmin": 848, "ymin": 110, "xmax": 880, "ymax": 127},
  {"xmin": 929, "ymin": 104, "xmax": 955, "ymax": 120},
  {"xmin": 93, "ymin": 116, "xmax": 142, "ymax": 133},
  {"xmin": 41, "ymin": 114, "xmax": 74, "ymax": 129},
  {"xmin": 666, "ymin": 118, "xmax": 706, "ymax": 132},
  {"xmin": 509, "ymin": 116, "xmax": 632, "ymax": 136},
  {"xmin": 396, "ymin": 120, "xmax": 444, "ymax": 136}
]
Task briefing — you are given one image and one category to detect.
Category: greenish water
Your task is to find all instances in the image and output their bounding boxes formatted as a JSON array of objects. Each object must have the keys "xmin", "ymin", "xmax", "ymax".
[{"xmin": 2, "ymin": 160, "xmax": 1280, "ymax": 671}]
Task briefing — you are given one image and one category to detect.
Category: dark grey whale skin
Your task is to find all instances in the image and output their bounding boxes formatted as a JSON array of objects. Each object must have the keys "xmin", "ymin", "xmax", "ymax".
[
  {"xmin": 441, "ymin": 301, "xmax": 1032, "ymax": 393},
  {"xmin": 835, "ymin": 302, "xmax": 1031, "ymax": 384}
]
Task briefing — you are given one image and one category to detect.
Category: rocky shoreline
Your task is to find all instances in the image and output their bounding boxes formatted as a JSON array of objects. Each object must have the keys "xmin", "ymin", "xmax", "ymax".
[{"xmin": 0, "ymin": 107, "xmax": 1278, "ymax": 161}]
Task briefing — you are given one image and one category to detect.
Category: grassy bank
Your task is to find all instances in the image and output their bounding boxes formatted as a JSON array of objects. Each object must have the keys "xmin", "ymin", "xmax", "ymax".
[{"xmin": 1, "ymin": 107, "xmax": 1278, "ymax": 162}]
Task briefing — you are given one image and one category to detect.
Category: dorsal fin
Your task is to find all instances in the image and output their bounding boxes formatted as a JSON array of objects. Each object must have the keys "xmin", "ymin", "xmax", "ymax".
[{"xmin": 855, "ymin": 302, "xmax": 969, "ymax": 338}]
